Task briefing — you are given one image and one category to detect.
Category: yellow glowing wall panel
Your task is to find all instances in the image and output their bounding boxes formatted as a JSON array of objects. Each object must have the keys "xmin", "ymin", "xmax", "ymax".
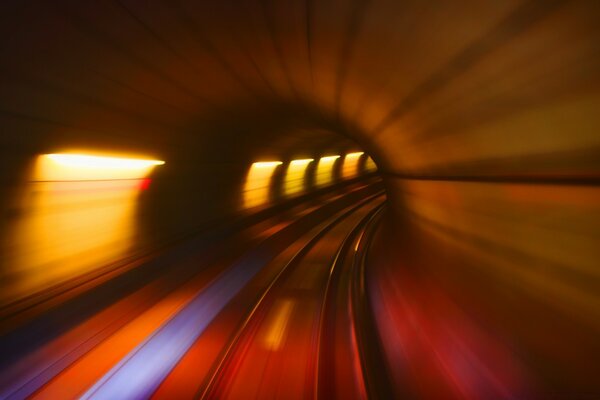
[
  {"xmin": 1, "ymin": 153, "xmax": 163, "ymax": 304},
  {"xmin": 342, "ymin": 152, "xmax": 364, "ymax": 179},
  {"xmin": 243, "ymin": 162, "xmax": 281, "ymax": 208},
  {"xmin": 284, "ymin": 159, "xmax": 312, "ymax": 197},
  {"xmin": 365, "ymin": 156, "xmax": 377, "ymax": 172},
  {"xmin": 315, "ymin": 155, "xmax": 340, "ymax": 187}
]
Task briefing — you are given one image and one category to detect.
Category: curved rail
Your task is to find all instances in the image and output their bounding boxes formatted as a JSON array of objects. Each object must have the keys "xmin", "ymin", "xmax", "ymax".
[{"xmin": 198, "ymin": 193, "xmax": 385, "ymax": 399}]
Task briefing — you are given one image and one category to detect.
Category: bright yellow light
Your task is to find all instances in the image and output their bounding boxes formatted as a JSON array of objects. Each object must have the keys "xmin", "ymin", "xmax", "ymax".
[
  {"xmin": 38, "ymin": 153, "xmax": 165, "ymax": 181},
  {"xmin": 284, "ymin": 159, "xmax": 313, "ymax": 197},
  {"xmin": 290, "ymin": 158, "xmax": 314, "ymax": 166},
  {"xmin": 243, "ymin": 162, "xmax": 282, "ymax": 208},
  {"xmin": 342, "ymin": 152, "xmax": 365, "ymax": 179},
  {"xmin": 46, "ymin": 154, "xmax": 165, "ymax": 168},
  {"xmin": 252, "ymin": 161, "xmax": 283, "ymax": 168},
  {"xmin": 315, "ymin": 155, "xmax": 340, "ymax": 187},
  {"xmin": 346, "ymin": 151, "xmax": 364, "ymax": 157}
]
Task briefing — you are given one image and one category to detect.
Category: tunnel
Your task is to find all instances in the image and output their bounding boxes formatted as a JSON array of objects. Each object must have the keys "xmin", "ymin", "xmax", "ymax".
[{"xmin": 0, "ymin": 1, "xmax": 599, "ymax": 399}]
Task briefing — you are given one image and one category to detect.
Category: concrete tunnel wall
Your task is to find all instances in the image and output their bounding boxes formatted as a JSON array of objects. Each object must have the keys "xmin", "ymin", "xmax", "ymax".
[
  {"xmin": 0, "ymin": 103, "xmax": 369, "ymax": 303},
  {"xmin": 0, "ymin": 0, "xmax": 599, "ymax": 396}
]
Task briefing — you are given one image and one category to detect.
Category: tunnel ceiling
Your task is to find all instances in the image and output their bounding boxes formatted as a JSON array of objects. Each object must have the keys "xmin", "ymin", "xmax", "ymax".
[{"xmin": 1, "ymin": 0, "xmax": 599, "ymax": 178}]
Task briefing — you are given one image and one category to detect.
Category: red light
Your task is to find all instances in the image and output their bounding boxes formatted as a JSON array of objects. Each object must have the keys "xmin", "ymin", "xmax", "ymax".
[{"xmin": 139, "ymin": 178, "xmax": 151, "ymax": 190}]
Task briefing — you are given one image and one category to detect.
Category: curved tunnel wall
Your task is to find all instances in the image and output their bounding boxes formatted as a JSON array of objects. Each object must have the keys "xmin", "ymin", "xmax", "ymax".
[
  {"xmin": 1, "ymin": 148, "xmax": 375, "ymax": 305},
  {"xmin": 0, "ymin": 0, "xmax": 599, "ymax": 396}
]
